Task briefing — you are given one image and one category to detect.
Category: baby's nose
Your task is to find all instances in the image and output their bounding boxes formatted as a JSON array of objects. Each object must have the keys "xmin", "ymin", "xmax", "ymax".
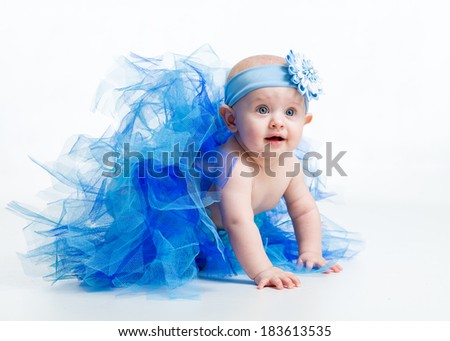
[{"xmin": 269, "ymin": 114, "xmax": 285, "ymax": 128}]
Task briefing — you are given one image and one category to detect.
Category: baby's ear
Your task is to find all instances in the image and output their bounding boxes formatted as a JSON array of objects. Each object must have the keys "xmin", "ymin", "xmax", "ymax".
[
  {"xmin": 304, "ymin": 113, "xmax": 313, "ymax": 125},
  {"xmin": 219, "ymin": 105, "xmax": 238, "ymax": 132}
]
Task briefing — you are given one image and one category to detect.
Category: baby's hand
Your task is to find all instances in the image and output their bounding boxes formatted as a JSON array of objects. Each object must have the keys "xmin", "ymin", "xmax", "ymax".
[
  {"xmin": 253, "ymin": 266, "xmax": 301, "ymax": 290},
  {"xmin": 298, "ymin": 252, "xmax": 343, "ymax": 274}
]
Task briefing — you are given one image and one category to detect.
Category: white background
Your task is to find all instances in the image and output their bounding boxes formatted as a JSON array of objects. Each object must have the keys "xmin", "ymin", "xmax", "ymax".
[{"xmin": 1, "ymin": 0, "xmax": 449, "ymax": 321}]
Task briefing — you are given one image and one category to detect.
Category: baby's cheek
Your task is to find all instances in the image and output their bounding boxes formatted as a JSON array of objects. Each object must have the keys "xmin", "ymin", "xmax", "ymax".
[
  {"xmin": 243, "ymin": 130, "xmax": 260, "ymax": 144},
  {"xmin": 293, "ymin": 127, "xmax": 304, "ymax": 141}
]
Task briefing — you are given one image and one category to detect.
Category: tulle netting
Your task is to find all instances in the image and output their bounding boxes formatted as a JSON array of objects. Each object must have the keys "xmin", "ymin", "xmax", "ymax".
[{"xmin": 8, "ymin": 45, "xmax": 362, "ymax": 289}]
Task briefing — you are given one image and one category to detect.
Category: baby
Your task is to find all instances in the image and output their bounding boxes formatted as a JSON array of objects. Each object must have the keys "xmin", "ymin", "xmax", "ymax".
[
  {"xmin": 207, "ymin": 53, "xmax": 342, "ymax": 289},
  {"xmin": 9, "ymin": 47, "xmax": 351, "ymax": 291}
]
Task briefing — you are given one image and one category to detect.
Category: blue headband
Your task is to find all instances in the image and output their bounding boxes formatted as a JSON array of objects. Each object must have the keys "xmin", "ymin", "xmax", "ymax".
[
  {"xmin": 224, "ymin": 50, "xmax": 323, "ymax": 113},
  {"xmin": 225, "ymin": 65, "xmax": 297, "ymax": 106}
]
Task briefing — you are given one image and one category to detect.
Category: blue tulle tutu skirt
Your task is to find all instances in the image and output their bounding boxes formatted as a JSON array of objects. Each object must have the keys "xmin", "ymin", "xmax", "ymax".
[{"xmin": 8, "ymin": 46, "xmax": 362, "ymax": 289}]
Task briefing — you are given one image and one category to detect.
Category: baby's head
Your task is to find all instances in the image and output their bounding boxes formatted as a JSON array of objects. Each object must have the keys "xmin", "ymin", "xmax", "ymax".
[
  {"xmin": 226, "ymin": 55, "xmax": 286, "ymax": 82},
  {"xmin": 223, "ymin": 50, "xmax": 322, "ymax": 111},
  {"xmin": 220, "ymin": 51, "xmax": 322, "ymax": 154}
]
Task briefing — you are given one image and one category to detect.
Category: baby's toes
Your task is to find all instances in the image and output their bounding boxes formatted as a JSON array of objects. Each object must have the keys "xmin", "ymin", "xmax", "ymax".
[{"xmin": 331, "ymin": 264, "xmax": 343, "ymax": 272}]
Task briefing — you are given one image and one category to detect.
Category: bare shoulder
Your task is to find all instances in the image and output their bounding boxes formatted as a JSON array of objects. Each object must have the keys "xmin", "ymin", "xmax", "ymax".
[
  {"xmin": 218, "ymin": 148, "xmax": 256, "ymax": 225},
  {"xmin": 217, "ymin": 136, "xmax": 256, "ymax": 189},
  {"xmin": 222, "ymin": 153, "xmax": 255, "ymax": 190}
]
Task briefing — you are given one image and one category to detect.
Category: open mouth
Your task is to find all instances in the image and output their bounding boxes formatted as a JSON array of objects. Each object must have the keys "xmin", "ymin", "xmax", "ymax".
[{"xmin": 265, "ymin": 136, "xmax": 285, "ymax": 142}]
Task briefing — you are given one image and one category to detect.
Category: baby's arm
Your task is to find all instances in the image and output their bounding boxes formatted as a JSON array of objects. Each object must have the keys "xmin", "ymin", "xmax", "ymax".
[
  {"xmin": 284, "ymin": 162, "xmax": 342, "ymax": 273},
  {"xmin": 219, "ymin": 161, "xmax": 300, "ymax": 289}
]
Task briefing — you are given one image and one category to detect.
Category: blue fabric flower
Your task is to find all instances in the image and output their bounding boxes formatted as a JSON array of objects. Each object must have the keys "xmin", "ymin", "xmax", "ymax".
[{"xmin": 286, "ymin": 50, "xmax": 323, "ymax": 102}]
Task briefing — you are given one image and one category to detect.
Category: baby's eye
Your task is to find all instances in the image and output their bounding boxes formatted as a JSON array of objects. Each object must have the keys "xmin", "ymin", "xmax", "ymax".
[
  {"xmin": 285, "ymin": 108, "xmax": 296, "ymax": 116},
  {"xmin": 257, "ymin": 106, "xmax": 269, "ymax": 115}
]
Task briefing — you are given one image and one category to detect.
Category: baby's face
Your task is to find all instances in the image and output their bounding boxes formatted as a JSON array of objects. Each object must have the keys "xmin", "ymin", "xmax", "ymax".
[{"xmin": 231, "ymin": 87, "xmax": 309, "ymax": 155}]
